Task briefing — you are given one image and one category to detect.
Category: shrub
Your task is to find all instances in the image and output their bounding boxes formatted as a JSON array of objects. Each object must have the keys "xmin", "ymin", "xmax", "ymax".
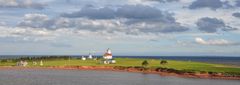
[
  {"xmin": 142, "ymin": 60, "xmax": 149, "ymax": 67},
  {"xmin": 200, "ymin": 71, "xmax": 207, "ymax": 74},
  {"xmin": 160, "ymin": 60, "xmax": 168, "ymax": 65},
  {"xmin": 208, "ymin": 71, "xmax": 218, "ymax": 75}
]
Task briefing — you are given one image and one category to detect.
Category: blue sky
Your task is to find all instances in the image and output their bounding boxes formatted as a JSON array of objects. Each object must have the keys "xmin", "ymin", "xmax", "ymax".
[{"xmin": 0, "ymin": 0, "xmax": 240, "ymax": 56}]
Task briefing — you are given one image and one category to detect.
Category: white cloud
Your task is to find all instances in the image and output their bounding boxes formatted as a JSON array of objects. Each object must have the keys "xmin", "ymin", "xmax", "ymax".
[
  {"xmin": 0, "ymin": 0, "xmax": 18, "ymax": 7},
  {"xmin": 0, "ymin": 0, "xmax": 46, "ymax": 9},
  {"xmin": 195, "ymin": 37, "xmax": 239, "ymax": 46},
  {"xmin": 18, "ymin": 13, "xmax": 75, "ymax": 29},
  {"xmin": 18, "ymin": 13, "xmax": 50, "ymax": 28},
  {"xmin": 0, "ymin": 26, "xmax": 56, "ymax": 42},
  {"xmin": 24, "ymin": 13, "xmax": 49, "ymax": 21},
  {"xmin": 0, "ymin": 25, "xmax": 167, "ymax": 43}
]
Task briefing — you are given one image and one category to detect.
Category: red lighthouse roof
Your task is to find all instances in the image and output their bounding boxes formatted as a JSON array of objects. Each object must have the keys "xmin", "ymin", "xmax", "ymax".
[{"xmin": 104, "ymin": 53, "xmax": 112, "ymax": 56}]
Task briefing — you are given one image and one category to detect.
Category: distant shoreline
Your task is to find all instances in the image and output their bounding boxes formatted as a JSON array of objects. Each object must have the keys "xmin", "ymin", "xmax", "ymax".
[
  {"xmin": 1, "ymin": 66, "xmax": 240, "ymax": 80},
  {"xmin": 1, "ymin": 56, "xmax": 240, "ymax": 66}
]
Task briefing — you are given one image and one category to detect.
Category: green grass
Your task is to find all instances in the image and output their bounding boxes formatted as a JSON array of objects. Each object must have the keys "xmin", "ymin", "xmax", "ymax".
[{"xmin": 1, "ymin": 58, "xmax": 240, "ymax": 73}]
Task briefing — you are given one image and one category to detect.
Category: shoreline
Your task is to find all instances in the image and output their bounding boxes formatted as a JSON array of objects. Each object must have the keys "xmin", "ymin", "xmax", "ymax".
[{"xmin": 1, "ymin": 66, "xmax": 240, "ymax": 80}]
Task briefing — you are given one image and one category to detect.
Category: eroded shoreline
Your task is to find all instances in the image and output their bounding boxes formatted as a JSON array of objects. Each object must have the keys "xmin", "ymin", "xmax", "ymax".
[{"xmin": 1, "ymin": 66, "xmax": 240, "ymax": 80}]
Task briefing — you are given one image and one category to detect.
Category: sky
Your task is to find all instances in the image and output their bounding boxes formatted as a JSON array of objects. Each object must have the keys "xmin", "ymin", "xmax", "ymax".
[{"xmin": 0, "ymin": 0, "xmax": 240, "ymax": 56}]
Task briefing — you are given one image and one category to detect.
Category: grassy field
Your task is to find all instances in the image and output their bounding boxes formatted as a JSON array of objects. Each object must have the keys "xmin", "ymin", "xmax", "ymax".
[{"xmin": 1, "ymin": 58, "xmax": 240, "ymax": 73}]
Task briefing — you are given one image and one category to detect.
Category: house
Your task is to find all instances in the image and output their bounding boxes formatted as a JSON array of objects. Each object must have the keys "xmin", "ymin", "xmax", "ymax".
[
  {"xmin": 103, "ymin": 48, "xmax": 112, "ymax": 59},
  {"xmin": 16, "ymin": 60, "xmax": 28, "ymax": 67},
  {"xmin": 81, "ymin": 56, "xmax": 86, "ymax": 60},
  {"xmin": 102, "ymin": 48, "xmax": 116, "ymax": 64},
  {"xmin": 88, "ymin": 53, "xmax": 93, "ymax": 59},
  {"xmin": 40, "ymin": 60, "xmax": 43, "ymax": 66}
]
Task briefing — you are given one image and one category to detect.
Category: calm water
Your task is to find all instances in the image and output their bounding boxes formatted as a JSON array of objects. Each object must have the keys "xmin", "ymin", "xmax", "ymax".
[{"xmin": 0, "ymin": 69, "xmax": 239, "ymax": 85}]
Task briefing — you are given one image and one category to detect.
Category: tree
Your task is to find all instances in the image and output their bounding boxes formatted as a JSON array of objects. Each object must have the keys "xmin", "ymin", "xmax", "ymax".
[
  {"xmin": 160, "ymin": 60, "xmax": 168, "ymax": 65},
  {"xmin": 142, "ymin": 60, "xmax": 149, "ymax": 67}
]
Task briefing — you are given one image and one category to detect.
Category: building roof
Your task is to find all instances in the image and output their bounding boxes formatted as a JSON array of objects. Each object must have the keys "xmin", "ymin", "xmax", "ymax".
[{"xmin": 104, "ymin": 53, "xmax": 112, "ymax": 56}]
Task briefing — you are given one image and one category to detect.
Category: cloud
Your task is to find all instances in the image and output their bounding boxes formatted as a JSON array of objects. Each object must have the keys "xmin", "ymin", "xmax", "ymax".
[
  {"xmin": 0, "ymin": 0, "xmax": 46, "ymax": 9},
  {"xmin": 236, "ymin": 0, "xmax": 240, "ymax": 7},
  {"xmin": 143, "ymin": 0, "xmax": 179, "ymax": 3},
  {"xmin": 18, "ymin": 13, "xmax": 74, "ymax": 29},
  {"xmin": 62, "ymin": 5, "xmax": 189, "ymax": 33},
  {"xmin": 233, "ymin": 12, "xmax": 240, "ymax": 18},
  {"xmin": 62, "ymin": 5, "xmax": 170, "ymax": 20},
  {"xmin": 18, "ymin": 13, "xmax": 49, "ymax": 28},
  {"xmin": 62, "ymin": 7, "xmax": 115, "ymax": 19},
  {"xmin": 14, "ymin": 5, "xmax": 189, "ymax": 34},
  {"xmin": 196, "ymin": 17, "xmax": 237, "ymax": 33},
  {"xmin": 0, "ymin": 26, "xmax": 56, "ymax": 42},
  {"xmin": 73, "ymin": 18, "xmax": 120, "ymax": 32},
  {"xmin": 18, "ymin": 13, "xmax": 120, "ymax": 32},
  {"xmin": 195, "ymin": 37, "xmax": 240, "ymax": 46},
  {"xmin": 128, "ymin": 22, "xmax": 188, "ymax": 33},
  {"xmin": 50, "ymin": 43, "xmax": 72, "ymax": 48},
  {"xmin": 188, "ymin": 0, "xmax": 230, "ymax": 10},
  {"xmin": 62, "ymin": 5, "xmax": 177, "ymax": 22}
]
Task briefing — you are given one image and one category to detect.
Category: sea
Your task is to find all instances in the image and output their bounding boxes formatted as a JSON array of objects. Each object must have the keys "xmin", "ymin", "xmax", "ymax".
[
  {"xmin": 1, "ymin": 55, "xmax": 240, "ymax": 66},
  {"xmin": 0, "ymin": 69, "xmax": 239, "ymax": 85}
]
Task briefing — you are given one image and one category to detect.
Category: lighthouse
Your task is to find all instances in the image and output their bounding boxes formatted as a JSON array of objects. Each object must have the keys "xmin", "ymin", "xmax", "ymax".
[
  {"xmin": 102, "ymin": 48, "xmax": 115, "ymax": 64},
  {"xmin": 103, "ymin": 48, "xmax": 112, "ymax": 59}
]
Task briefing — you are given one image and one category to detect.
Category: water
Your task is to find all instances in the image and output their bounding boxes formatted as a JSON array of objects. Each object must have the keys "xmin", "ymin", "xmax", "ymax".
[{"xmin": 0, "ymin": 69, "xmax": 239, "ymax": 85}]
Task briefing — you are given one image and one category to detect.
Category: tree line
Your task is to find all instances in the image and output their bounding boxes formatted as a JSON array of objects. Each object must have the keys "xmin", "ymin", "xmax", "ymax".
[{"xmin": 0, "ymin": 56, "xmax": 74, "ymax": 63}]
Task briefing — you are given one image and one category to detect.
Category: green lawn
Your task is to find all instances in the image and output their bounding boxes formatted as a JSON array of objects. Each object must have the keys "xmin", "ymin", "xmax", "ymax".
[{"xmin": 1, "ymin": 58, "xmax": 240, "ymax": 73}]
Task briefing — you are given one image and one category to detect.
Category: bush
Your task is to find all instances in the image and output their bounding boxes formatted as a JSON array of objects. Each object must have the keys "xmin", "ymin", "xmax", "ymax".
[
  {"xmin": 200, "ymin": 71, "xmax": 207, "ymax": 74},
  {"xmin": 142, "ymin": 60, "xmax": 149, "ymax": 67},
  {"xmin": 160, "ymin": 60, "xmax": 168, "ymax": 65},
  {"xmin": 208, "ymin": 71, "xmax": 218, "ymax": 75}
]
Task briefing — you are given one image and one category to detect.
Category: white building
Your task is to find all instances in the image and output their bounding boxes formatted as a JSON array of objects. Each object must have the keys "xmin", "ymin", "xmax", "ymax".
[
  {"xmin": 40, "ymin": 60, "xmax": 43, "ymax": 66},
  {"xmin": 16, "ymin": 60, "xmax": 28, "ymax": 67},
  {"xmin": 103, "ymin": 48, "xmax": 112, "ymax": 59},
  {"xmin": 23, "ymin": 61, "xmax": 28, "ymax": 67},
  {"xmin": 88, "ymin": 53, "xmax": 93, "ymax": 59},
  {"xmin": 81, "ymin": 56, "xmax": 86, "ymax": 60},
  {"xmin": 102, "ymin": 48, "xmax": 116, "ymax": 64}
]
